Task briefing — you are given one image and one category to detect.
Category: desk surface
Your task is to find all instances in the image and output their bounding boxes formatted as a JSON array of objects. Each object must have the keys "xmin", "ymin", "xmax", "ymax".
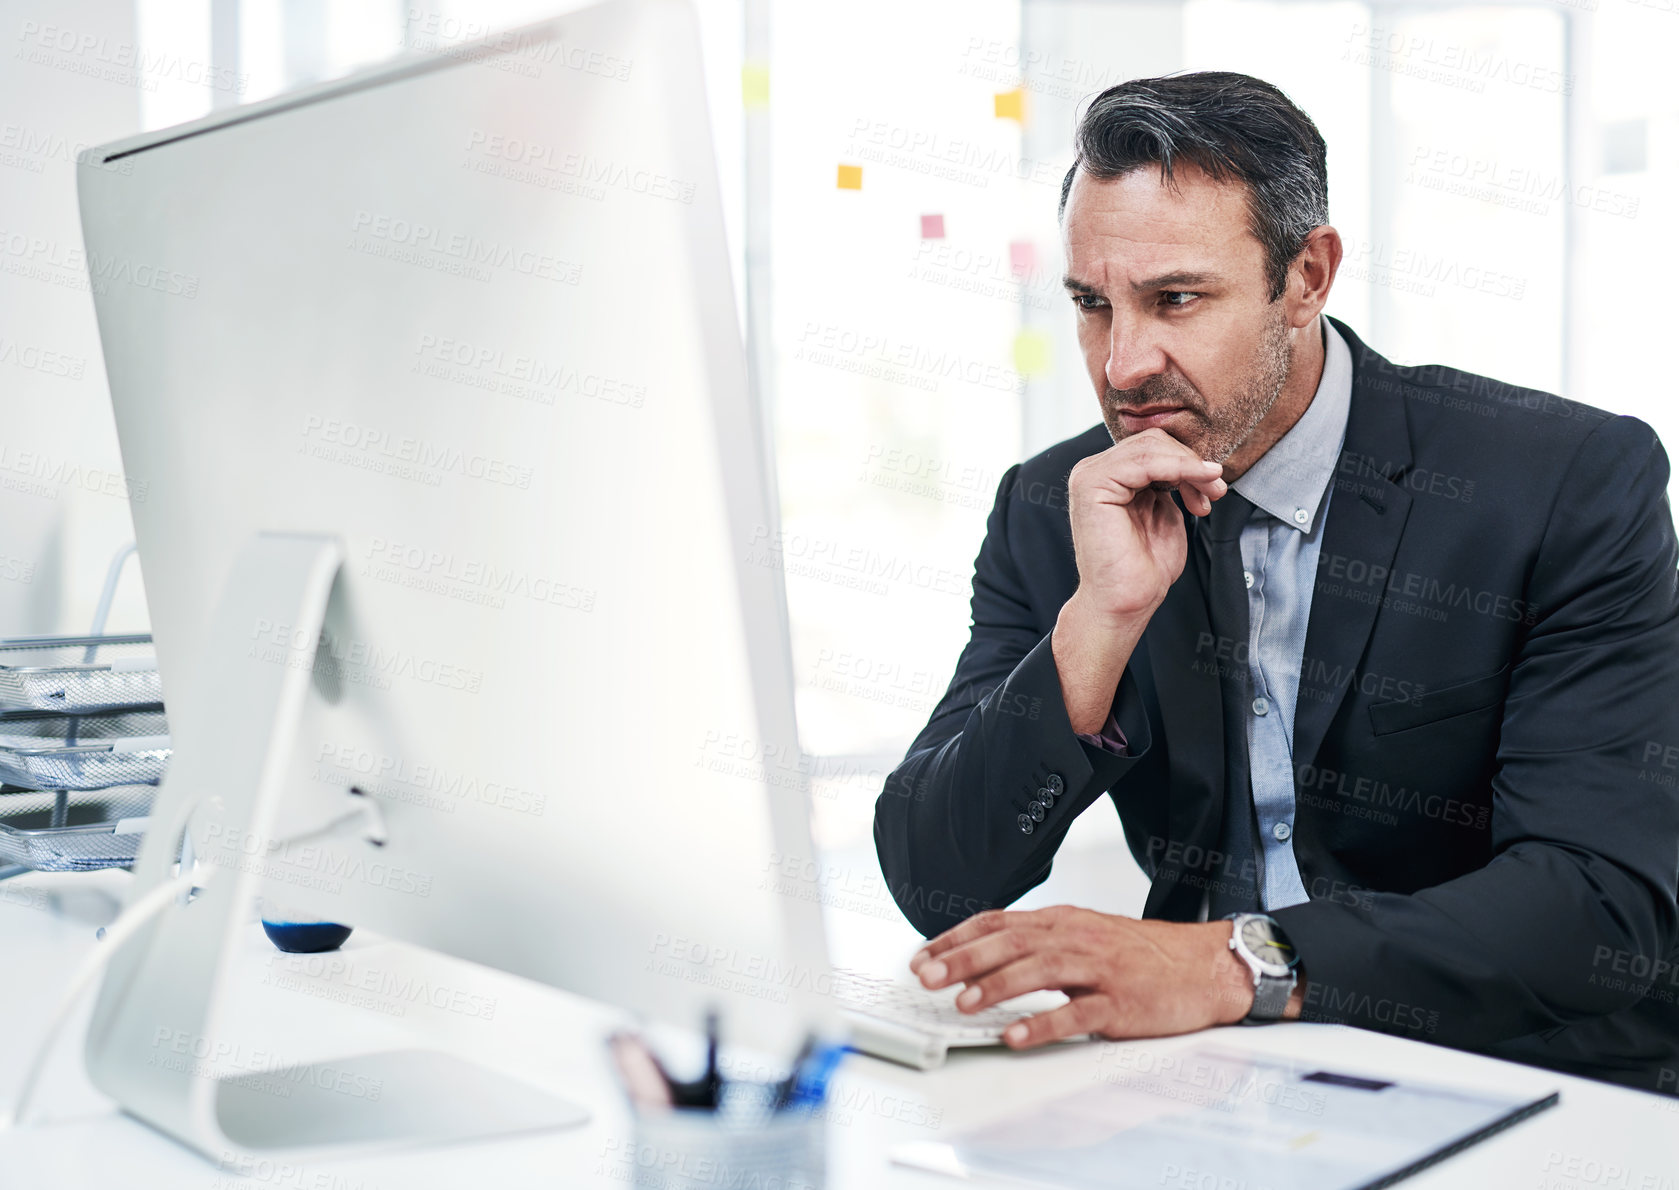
[{"xmin": 0, "ymin": 867, "xmax": 1674, "ymax": 1189}]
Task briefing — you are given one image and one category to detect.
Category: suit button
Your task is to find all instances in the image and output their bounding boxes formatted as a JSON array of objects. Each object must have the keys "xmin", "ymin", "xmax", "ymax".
[
  {"xmin": 1035, "ymin": 786, "xmax": 1055, "ymax": 805},
  {"xmin": 1017, "ymin": 814, "xmax": 1034, "ymax": 836},
  {"xmin": 1045, "ymin": 773, "xmax": 1064, "ymax": 796},
  {"xmin": 1027, "ymin": 802, "xmax": 1046, "ymax": 822}
]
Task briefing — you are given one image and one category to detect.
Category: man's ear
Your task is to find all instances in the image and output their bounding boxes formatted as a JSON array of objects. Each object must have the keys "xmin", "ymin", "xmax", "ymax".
[{"xmin": 1288, "ymin": 225, "xmax": 1342, "ymax": 328}]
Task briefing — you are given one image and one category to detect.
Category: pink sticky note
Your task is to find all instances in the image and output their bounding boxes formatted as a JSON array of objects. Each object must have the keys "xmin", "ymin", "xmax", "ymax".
[
  {"xmin": 1009, "ymin": 239, "xmax": 1036, "ymax": 278},
  {"xmin": 921, "ymin": 213, "xmax": 946, "ymax": 239}
]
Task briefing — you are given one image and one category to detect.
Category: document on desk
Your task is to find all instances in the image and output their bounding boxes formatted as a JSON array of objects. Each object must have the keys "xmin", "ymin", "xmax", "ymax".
[{"xmin": 892, "ymin": 1044, "xmax": 1557, "ymax": 1190}]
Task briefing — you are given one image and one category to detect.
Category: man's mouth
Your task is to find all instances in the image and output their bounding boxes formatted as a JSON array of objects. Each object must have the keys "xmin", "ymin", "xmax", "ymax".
[{"xmin": 1116, "ymin": 404, "xmax": 1190, "ymax": 429}]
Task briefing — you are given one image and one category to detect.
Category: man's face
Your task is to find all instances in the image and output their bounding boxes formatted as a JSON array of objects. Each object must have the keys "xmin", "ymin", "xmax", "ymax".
[{"xmin": 1062, "ymin": 162, "xmax": 1294, "ymax": 462}]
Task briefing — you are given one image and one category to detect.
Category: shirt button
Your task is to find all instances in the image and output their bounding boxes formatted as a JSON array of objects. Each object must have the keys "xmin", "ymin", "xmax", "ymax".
[
  {"xmin": 1252, "ymin": 697, "xmax": 1269, "ymax": 716},
  {"xmin": 1243, "ymin": 570, "xmax": 1254, "ymax": 589},
  {"xmin": 1272, "ymin": 821, "xmax": 1292, "ymax": 842},
  {"xmin": 1292, "ymin": 508, "xmax": 1309, "ymax": 526}
]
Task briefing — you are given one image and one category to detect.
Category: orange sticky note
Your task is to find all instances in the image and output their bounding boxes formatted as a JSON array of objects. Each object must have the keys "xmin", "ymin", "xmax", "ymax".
[
  {"xmin": 994, "ymin": 88, "xmax": 1026, "ymax": 123},
  {"xmin": 741, "ymin": 62, "xmax": 769, "ymax": 109},
  {"xmin": 836, "ymin": 164, "xmax": 863, "ymax": 190},
  {"xmin": 1012, "ymin": 328, "xmax": 1053, "ymax": 377}
]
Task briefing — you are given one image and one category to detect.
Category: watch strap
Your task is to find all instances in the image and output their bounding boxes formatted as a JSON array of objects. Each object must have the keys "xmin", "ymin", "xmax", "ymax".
[{"xmin": 1244, "ymin": 969, "xmax": 1295, "ymax": 1023}]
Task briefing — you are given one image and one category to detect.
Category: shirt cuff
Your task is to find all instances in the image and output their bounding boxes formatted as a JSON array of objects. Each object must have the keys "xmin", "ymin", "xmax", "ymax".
[{"xmin": 1075, "ymin": 710, "xmax": 1128, "ymax": 756}]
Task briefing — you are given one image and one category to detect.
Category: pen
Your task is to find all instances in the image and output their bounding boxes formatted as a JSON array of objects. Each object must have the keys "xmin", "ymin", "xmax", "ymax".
[{"xmin": 703, "ymin": 1009, "xmax": 721, "ymax": 1109}]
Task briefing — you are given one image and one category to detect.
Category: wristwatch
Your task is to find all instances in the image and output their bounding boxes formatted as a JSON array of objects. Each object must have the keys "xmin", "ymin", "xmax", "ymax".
[{"xmin": 1225, "ymin": 913, "xmax": 1300, "ymax": 1023}]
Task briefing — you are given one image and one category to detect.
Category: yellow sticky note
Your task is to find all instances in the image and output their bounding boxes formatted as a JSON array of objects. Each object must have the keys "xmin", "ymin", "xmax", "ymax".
[
  {"xmin": 1012, "ymin": 328, "xmax": 1053, "ymax": 377},
  {"xmin": 994, "ymin": 88, "xmax": 1026, "ymax": 123},
  {"xmin": 741, "ymin": 62, "xmax": 770, "ymax": 109},
  {"xmin": 836, "ymin": 164, "xmax": 863, "ymax": 190}
]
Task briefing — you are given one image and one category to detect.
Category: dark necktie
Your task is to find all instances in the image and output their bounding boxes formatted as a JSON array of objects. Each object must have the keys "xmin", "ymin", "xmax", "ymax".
[{"xmin": 1199, "ymin": 488, "xmax": 1264, "ymax": 917}]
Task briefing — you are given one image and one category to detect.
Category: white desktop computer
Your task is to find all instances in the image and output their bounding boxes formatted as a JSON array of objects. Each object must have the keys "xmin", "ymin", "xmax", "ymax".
[{"xmin": 75, "ymin": 0, "xmax": 835, "ymax": 1159}]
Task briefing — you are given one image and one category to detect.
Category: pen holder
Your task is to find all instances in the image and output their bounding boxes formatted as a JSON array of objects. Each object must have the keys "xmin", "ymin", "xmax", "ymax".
[{"xmin": 628, "ymin": 1090, "xmax": 826, "ymax": 1190}]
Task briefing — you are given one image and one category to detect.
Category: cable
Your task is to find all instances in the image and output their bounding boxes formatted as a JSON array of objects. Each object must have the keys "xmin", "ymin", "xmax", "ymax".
[
  {"xmin": 0, "ymin": 792, "xmax": 387, "ymax": 1131},
  {"xmin": 0, "ymin": 865, "xmax": 200, "ymax": 1132}
]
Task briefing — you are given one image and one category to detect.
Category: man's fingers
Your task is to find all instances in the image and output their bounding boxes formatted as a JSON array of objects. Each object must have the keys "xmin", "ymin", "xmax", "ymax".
[
  {"xmin": 1100, "ymin": 455, "xmax": 1225, "ymax": 503},
  {"xmin": 910, "ymin": 907, "xmax": 1063, "ymax": 974},
  {"xmin": 919, "ymin": 927, "xmax": 1062, "ymax": 991},
  {"xmin": 952, "ymin": 952, "xmax": 1099, "ymax": 1011},
  {"xmin": 910, "ymin": 910, "xmax": 1012, "ymax": 970},
  {"xmin": 1002, "ymin": 994, "xmax": 1115, "ymax": 1049},
  {"xmin": 1180, "ymin": 482, "xmax": 1214, "ymax": 517}
]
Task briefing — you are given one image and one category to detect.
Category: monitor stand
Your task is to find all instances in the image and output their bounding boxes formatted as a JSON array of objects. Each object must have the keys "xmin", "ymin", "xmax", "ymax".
[{"xmin": 83, "ymin": 533, "xmax": 589, "ymax": 1160}]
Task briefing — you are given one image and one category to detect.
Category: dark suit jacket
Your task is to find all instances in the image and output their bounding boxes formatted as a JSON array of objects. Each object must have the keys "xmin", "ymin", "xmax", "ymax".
[{"xmin": 873, "ymin": 316, "xmax": 1679, "ymax": 1096}]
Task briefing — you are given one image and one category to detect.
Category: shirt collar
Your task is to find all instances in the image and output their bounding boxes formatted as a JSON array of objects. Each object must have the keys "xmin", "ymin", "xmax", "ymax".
[{"xmin": 1231, "ymin": 316, "xmax": 1353, "ymax": 534}]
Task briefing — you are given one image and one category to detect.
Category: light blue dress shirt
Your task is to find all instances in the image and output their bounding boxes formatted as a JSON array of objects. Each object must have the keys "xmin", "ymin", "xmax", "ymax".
[{"xmin": 1221, "ymin": 318, "xmax": 1353, "ymax": 911}]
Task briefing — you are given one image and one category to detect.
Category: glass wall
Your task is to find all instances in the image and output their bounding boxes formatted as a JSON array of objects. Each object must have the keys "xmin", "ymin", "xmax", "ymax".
[{"xmin": 9, "ymin": 0, "xmax": 1676, "ymax": 873}]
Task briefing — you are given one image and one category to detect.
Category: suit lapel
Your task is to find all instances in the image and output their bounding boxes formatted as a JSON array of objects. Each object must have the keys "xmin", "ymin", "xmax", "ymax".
[
  {"xmin": 1293, "ymin": 318, "xmax": 1416, "ymax": 769},
  {"xmin": 1142, "ymin": 499, "xmax": 1227, "ymax": 919}
]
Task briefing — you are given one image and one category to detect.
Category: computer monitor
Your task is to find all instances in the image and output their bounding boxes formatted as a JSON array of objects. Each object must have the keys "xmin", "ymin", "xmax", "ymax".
[{"xmin": 74, "ymin": 0, "xmax": 832, "ymax": 1159}]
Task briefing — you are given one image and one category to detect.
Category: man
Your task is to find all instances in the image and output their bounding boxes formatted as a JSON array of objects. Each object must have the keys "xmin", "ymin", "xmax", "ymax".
[{"xmin": 872, "ymin": 71, "xmax": 1679, "ymax": 1096}]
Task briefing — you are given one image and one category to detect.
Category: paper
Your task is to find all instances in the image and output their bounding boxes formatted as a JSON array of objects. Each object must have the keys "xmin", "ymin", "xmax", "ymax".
[{"xmin": 893, "ymin": 1044, "xmax": 1556, "ymax": 1190}]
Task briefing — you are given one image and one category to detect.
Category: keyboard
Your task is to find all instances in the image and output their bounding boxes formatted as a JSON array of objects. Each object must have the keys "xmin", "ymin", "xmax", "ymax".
[{"xmin": 831, "ymin": 967, "xmax": 1069, "ymax": 1070}]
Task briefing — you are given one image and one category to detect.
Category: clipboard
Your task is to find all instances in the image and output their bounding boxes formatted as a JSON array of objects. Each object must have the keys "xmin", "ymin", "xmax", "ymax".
[{"xmin": 892, "ymin": 1044, "xmax": 1557, "ymax": 1190}]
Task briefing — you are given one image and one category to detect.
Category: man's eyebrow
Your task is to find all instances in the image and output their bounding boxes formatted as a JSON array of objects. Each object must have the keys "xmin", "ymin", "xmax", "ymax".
[
  {"xmin": 1061, "ymin": 270, "xmax": 1225, "ymax": 295},
  {"xmin": 1132, "ymin": 270, "xmax": 1223, "ymax": 291}
]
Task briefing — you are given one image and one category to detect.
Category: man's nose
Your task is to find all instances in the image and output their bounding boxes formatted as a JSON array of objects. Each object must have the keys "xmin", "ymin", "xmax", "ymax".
[{"xmin": 1105, "ymin": 315, "xmax": 1169, "ymax": 393}]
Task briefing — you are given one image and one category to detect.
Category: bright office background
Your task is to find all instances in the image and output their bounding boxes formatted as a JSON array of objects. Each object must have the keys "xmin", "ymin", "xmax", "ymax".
[{"xmin": 2, "ymin": 0, "xmax": 1672, "ymax": 875}]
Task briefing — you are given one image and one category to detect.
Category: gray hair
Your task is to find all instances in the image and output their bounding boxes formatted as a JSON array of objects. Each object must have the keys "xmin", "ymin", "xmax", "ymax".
[{"xmin": 1058, "ymin": 72, "xmax": 1328, "ymax": 301}]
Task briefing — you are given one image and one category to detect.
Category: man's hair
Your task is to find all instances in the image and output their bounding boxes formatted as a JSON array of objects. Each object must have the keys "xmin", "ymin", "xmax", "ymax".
[{"xmin": 1058, "ymin": 71, "xmax": 1328, "ymax": 302}]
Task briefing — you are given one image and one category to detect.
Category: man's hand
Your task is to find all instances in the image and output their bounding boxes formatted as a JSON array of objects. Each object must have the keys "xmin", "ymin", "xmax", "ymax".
[
  {"xmin": 1065, "ymin": 428, "xmax": 1227, "ymax": 622},
  {"xmin": 908, "ymin": 906, "xmax": 1297, "ymax": 1048},
  {"xmin": 1054, "ymin": 429, "xmax": 1227, "ymax": 733}
]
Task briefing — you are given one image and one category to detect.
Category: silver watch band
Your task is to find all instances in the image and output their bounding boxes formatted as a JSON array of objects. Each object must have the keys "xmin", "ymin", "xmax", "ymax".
[{"xmin": 1245, "ymin": 968, "xmax": 1296, "ymax": 1023}]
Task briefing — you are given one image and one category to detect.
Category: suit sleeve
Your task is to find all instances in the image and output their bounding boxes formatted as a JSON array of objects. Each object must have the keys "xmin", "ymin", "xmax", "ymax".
[
  {"xmin": 1274, "ymin": 414, "xmax": 1679, "ymax": 1048},
  {"xmin": 873, "ymin": 465, "xmax": 1156, "ymax": 937}
]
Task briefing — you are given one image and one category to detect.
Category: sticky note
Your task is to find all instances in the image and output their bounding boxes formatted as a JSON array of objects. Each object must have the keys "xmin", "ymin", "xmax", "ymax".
[
  {"xmin": 836, "ymin": 164, "xmax": 863, "ymax": 190},
  {"xmin": 994, "ymin": 89, "xmax": 1026, "ymax": 123},
  {"xmin": 741, "ymin": 62, "xmax": 770, "ymax": 109},
  {"xmin": 1012, "ymin": 328, "xmax": 1053, "ymax": 377},
  {"xmin": 921, "ymin": 213, "xmax": 945, "ymax": 239},
  {"xmin": 1009, "ymin": 239, "xmax": 1036, "ymax": 278}
]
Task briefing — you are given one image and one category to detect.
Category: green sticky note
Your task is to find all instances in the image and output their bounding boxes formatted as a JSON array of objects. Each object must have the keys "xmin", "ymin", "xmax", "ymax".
[{"xmin": 1012, "ymin": 328, "xmax": 1053, "ymax": 376}]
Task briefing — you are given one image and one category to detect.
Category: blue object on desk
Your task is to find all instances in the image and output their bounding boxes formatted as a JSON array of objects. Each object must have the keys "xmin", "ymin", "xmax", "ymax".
[
  {"xmin": 782, "ymin": 1042, "xmax": 846, "ymax": 1112},
  {"xmin": 261, "ymin": 919, "xmax": 353, "ymax": 953}
]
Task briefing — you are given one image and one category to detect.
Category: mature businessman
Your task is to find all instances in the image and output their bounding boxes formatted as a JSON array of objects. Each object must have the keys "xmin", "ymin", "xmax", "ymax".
[{"xmin": 873, "ymin": 71, "xmax": 1679, "ymax": 1095}]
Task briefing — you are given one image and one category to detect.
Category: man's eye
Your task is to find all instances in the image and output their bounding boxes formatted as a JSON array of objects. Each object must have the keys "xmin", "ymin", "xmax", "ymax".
[
  {"xmin": 1162, "ymin": 291, "xmax": 1199, "ymax": 308},
  {"xmin": 1072, "ymin": 294, "xmax": 1107, "ymax": 311}
]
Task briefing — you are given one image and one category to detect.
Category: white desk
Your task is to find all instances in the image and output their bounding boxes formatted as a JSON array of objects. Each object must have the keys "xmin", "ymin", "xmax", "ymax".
[{"xmin": 1, "ymin": 867, "xmax": 1675, "ymax": 1189}]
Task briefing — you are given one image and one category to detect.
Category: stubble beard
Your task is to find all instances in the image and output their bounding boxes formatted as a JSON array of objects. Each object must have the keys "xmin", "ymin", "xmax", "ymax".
[{"xmin": 1101, "ymin": 305, "xmax": 1295, "ymax": 464}]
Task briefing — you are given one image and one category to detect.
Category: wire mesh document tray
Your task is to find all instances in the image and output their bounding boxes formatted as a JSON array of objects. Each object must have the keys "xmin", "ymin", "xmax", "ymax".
[
  {"xmin": 0, "ymin": 785, "xmax": 154, "ymax": 871},
  {"xmin": 0, "ymin": 634, "xmax": 162, "ymax": 712},
  {"xmin": 0, "ymin": 708, "xmax": 169, "ymax": 789}
]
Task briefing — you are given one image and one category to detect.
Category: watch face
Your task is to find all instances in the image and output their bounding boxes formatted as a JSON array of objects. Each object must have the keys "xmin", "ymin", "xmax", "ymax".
[{"xmin": 1240, "ymin": 917, "xmax": 1299, "ymax": 976}]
